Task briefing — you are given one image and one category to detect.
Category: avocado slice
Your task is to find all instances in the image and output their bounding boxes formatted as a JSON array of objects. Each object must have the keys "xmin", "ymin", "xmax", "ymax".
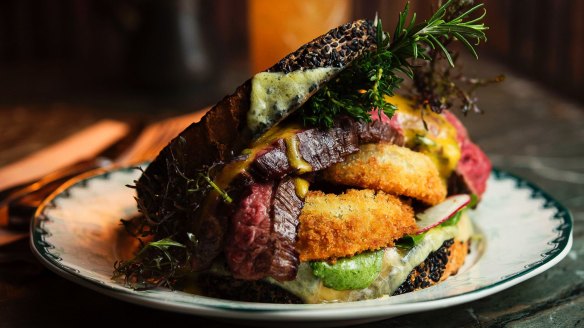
[{"xmin": 310, "ymin": 250, "xmax": 384, "ymax": 290}]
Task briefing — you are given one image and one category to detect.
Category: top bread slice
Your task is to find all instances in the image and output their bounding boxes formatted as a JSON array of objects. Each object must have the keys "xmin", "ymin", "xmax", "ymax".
[{"xmin": 135, "ymin": 20, "xmax": 378, "ymax": 269}]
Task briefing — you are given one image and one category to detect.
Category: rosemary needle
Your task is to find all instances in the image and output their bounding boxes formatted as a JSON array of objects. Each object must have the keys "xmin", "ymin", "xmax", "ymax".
[{"xmin": 301, "ymin": 0, "xmax": 487, "ymax": 128}]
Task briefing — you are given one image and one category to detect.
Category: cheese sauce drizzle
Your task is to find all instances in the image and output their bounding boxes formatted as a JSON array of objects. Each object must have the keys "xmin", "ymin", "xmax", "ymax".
[
  {"xmin": 248, "ymin": 68, "xmax": 339, "ymax": 133},
  {"xmin": 270, "ymin": 214, "xmax": 473, "ymax": 303}
]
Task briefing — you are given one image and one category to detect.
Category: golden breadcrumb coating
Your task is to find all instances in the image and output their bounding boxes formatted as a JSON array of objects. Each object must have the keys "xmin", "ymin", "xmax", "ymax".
[
  {"xmin": 296, "ymin": 189, "xmax": 417, "ymax": 262},
  {"xmin": 322, "ymin": 143, "xmax": 447, "ymax": 205}
]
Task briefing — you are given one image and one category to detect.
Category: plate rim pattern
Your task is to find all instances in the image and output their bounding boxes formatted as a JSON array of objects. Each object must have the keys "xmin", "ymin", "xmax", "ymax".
[{"xmin": 29, "ymin": 166, "xmax": 574, "ymax": 320}]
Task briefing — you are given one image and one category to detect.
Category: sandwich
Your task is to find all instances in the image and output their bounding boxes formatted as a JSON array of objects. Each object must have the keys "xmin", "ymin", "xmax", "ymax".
[{"xmin": 115, "ymin": 1, "xmax": 492, "ymax": 304}]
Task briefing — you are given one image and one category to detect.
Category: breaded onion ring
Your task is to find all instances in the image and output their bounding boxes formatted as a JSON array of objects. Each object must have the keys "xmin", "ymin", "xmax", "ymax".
[
  {"xmin": 322, "ymin": 143, "xmax": 447, "ymax": 205},
  {"xmin": 296, "ymin": 189, "xmax": 416, "ymax": 262}
]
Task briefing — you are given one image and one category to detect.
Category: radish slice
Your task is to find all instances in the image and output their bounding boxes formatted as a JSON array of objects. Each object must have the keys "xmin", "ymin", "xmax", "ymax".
[{"xmin": 414, "ymin": 194, "xmax": 471, "ymax": 234}]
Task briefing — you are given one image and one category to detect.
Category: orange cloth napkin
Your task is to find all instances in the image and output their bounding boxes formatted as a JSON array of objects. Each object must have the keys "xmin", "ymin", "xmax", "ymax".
[{"xmin": 0, "ymin": 120, "xmax": 129, "ymax": 191}]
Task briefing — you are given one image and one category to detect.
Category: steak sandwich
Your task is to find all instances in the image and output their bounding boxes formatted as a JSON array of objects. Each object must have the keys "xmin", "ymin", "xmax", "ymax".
[{"xmin": 116, "ymin": 1, "xmax": 492, "ymax": 303}]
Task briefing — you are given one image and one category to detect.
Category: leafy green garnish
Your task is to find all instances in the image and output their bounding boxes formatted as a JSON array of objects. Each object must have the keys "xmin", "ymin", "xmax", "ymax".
[
  {"xmin": 301, "ymin": 0, "xmax": 488, "ymax": 128},
  {"xmin": 468, "ymin": 193, "xmax": 479, "ymax": 208},
  {"xmin": 396, "ymin": 233, "xmax": 427, "ymax": 249},
  {"xmin": 396, "ymin": 209, "xmax": 464, "ymax": 249},
  {"xmin": 439, "ymin": 209, "xmax": 463, "ymax": 227},
  {"xmin": 408, "ymin": 1, "xmax": 504, "ymax": 115},
  {"xmin": 113, "ymin": 238, "xmax": 188, "ymax": 290}
]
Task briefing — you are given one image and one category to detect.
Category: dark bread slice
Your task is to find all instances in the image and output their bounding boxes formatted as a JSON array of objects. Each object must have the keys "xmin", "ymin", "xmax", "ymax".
[
  {"xmin": 136, "ymin": 20, "xmax": 378, "ymax": 271},
  {"xmin": 196, "ymin": 239, "xmax": 468, "ymax": 303},
  {"xmin": 197, "ymin": 274, "xmax": 303, "ymax": 304},
  {"xmin": 393, "ymin": 239, "xmax": 469, "ymax": 295}
]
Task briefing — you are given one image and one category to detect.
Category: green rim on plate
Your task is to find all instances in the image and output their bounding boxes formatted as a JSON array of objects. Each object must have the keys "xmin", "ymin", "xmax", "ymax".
[{"xmin": 29, "ymin": 166, "xmax": 573, "ymax": 322}]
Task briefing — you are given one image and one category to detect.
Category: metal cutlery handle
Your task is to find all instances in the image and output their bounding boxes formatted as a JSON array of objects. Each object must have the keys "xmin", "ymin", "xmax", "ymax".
[
  {"xmin": 0, "ymin": 157, "xmax": 110, "ymax": 230},
  {"xmin": 0, "ymin": 110, "xmax": 206, "ymax": 233}
]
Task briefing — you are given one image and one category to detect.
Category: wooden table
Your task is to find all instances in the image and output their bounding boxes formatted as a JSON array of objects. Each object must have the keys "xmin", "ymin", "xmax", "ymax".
[{"xmin": 1, "ymin": 56, "xmax": 582, "ymax": 327}]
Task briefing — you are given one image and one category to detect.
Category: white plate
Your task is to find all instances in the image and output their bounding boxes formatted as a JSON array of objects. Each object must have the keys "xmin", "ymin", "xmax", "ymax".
[{"xmin": 31, "ymin": 166, "xmax": 573, "ymax": 326}]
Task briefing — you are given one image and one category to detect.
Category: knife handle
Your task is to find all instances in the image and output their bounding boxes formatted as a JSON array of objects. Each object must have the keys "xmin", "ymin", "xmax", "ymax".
[{"xmin": 0, "ymin": 157, "xmax": 110, "ymax": 230}]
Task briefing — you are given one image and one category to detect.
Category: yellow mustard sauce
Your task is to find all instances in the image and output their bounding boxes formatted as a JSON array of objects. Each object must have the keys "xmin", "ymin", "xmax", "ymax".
[
  {"xmin": 272, "ymin": 213, "xmax": 473, "ymax": 303},
  {"xmin": 196, "ymin": 124, "xmax": 307, "ymax": 223},
  {"xmin": 285, "ymin": 137, "xmax": 312, "ymax": 174},
  {"xmin": 212, "ymin": 124, "xmax": 305, "ymax": 192},
  {"xmin": 384, "ymin": 95, "xmax": 461, "ymax": 180},
  {"xmin": 293, "ymin": 177, "xmax": 310, "ymax": 199}
]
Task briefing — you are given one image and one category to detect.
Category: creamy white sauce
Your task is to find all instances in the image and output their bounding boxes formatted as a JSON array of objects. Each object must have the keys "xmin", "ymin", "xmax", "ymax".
[
  {"xmin": 271, "ymin": 214, "xmax": 473, "ymax": 303},
  {"xmin": 247, "ymin": 68, "xmax": 339, "ymax": 133}
]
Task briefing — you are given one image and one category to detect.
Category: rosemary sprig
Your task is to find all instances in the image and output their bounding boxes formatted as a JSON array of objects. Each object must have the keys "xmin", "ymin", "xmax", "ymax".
[
  {"xmin": 113, "ymin": 238, "xmax": 187, "ymax": 290},
  {"xmin": 193, "ymin": 173, "xmax": 232, "ymax": 204},
  {"xmin": 115, "ymin": 1, "xmax": 491, "ymax": 291},
  {"xmin": 115, "ymin": 136, "xmax": 231, "ymax": 288},
  {"xmin": 390, "ymin": 1, "xmax": 487, "ymax": 66},
  {"xmin": 409, "ymin": 0, "xmax": 503, "ymax": 115},
  {"xmin": 302, "ymin": 0, "xmax": 488, "ymax": 128}
]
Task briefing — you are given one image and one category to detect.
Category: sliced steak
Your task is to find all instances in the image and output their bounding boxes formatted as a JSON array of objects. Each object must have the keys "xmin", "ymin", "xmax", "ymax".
[
  {"xmin": 443, "ymin": 111, "xmax": 491, "ymax": 197},
  {"xmin": 268, "ymin": 178, "xmax": 303, "ymax": 281},
  {"xmin": 296, "ymin": 122, "xmax": 359, "ymax": 171},
  {"xmin": 451, "ymin": 141, "xmax": 491, "ymax": 197},
  {"xmin": 226, "ymin": 178, "xmax": 303, "ymax": 281},
  {"xmin": 251, "ymin": 139, "xmax": 293, "ymax": 180},
  {"xmin": 225, "ymin": 182, "xmax": 274, "ymax": 280},
  {"xmin": 364, "ymin": 109, "xmax": 405, "ymax": 145},
  {"xmin": 135, "ymin": 20, "xmax": 377, "ymax": 272},
  {"xmin": 356, "ymin": 119, "xmax": 399, "ymax": 144},
  {"xmin": 251, "ymin": 117, "xmax": 404, "ymax": 181}
]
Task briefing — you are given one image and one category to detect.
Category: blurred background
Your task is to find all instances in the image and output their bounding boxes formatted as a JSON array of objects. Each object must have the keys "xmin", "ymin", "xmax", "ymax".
[
  {"xmin": 0, "ymin": 0, "xmax": 582, "ymax": 113},
  {"xmin": 1, "ymin": 3, "xmax": 583, "ymax": 326}
]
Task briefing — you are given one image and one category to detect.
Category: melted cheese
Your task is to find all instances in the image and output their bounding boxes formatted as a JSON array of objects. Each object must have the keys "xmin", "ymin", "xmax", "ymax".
[
  {"xmin": 214, "ymin": 124, "xmax": 303, "ymax": 191},
  {"xmin": 248, "ymin": 68, "xmax": 339, "ymax": 133},
  {"xmin": 271, "ymin": 214, "xmax": 473, "ymax": 303},
  {"xmin": 385, "ymin": 95, "xmax": 461, "ymax": 180}
]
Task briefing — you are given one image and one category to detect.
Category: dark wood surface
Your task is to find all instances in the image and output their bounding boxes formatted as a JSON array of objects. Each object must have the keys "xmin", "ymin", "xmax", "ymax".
[{"xmin": 0, "ymin": 55, "xmax": 583, "ymax": 327}]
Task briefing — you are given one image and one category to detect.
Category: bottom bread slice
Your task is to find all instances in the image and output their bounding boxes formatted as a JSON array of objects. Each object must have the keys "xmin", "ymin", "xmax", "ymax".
[
  {"xmin": 196, "ymin": 238, "xmax": 468, "ymax": 303},
  {"xmin": 393, "ymin": 238, "xmax": 469, "ymax": 295}
]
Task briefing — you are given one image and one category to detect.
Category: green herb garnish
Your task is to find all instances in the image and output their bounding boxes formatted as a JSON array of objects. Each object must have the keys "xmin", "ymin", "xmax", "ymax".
[
  {"xmin": 397, "ymin": 210, "xmax": 464, "ymax": 249},
  {"xmin": 439, "ymin": 209, "xmax": 463, "ymax": 227},
  {"xmin": 115, "ymin": 136, "xmax": 231, "ymax": 288},
  {"xmin": 194, "ymin": 173, "xmax": 232, "ymax": 204},
  {"xmin": 302, "ymin": 0, "xmax": 488, "ymax": 128},
  {"xmin": 396, "ymin": 233, "xmax": 428, "ymax": 249},
  {"xmin": 113, "ymin": 238, "xmax": 187, "ymax": 290},
  {"xmin": 409, "ymin": 1, "xmax": 504, "ymax": 115}
]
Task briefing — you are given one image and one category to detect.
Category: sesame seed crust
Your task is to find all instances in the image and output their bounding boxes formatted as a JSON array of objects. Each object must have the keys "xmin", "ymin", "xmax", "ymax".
[
  {"xmin": 268, "ymin": 20, "xmax": 377, "ymax": 73},
  {"xmin": 136, "ymin": 19, "xmax": 379, "ymax": 273},
  {"xmin": 393, "ymin": 239, "xmax": 469, "ymax": 295}
]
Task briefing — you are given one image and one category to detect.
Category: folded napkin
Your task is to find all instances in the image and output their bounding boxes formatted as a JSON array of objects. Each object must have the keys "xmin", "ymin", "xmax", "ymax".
[
  {"xmin": 0, "ymin": 120, "xmax": 129, "ymax": 245},
  {"xmin": 0, "ymin": 120, "xmax": 129, "ymax": 192}
]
